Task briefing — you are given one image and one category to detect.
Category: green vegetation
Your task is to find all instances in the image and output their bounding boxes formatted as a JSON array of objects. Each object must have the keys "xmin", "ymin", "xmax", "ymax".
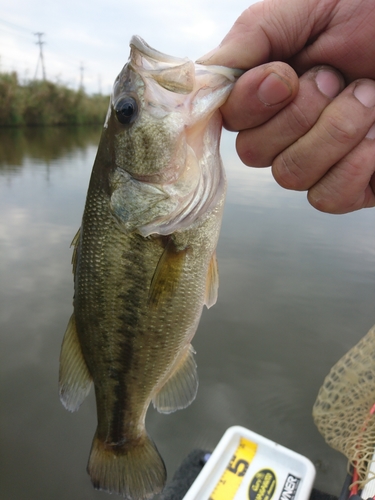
[{"xmin": 0, "ymin": 71, "xmax": 109, "ymax": 127}]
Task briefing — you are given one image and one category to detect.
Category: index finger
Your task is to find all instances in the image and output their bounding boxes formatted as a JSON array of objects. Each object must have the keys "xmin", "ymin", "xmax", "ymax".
[{"xmin": 221, "ymin": 62, "xmax": 299, "ymax": 131}]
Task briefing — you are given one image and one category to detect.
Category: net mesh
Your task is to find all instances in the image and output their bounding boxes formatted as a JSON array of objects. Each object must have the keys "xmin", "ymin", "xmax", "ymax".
[{"xmin": 313, "ymin": 324, "xmax": 375, "ymax": 489}]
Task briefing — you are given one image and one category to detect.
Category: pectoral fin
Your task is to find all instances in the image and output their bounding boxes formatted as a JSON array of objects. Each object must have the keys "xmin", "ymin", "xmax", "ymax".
[
  {"xmin": 205, "ymin": 251, "xmax": 219, "ymax": 309},
  {"xmin": 148, "ymin": 238, "xmax": 189, "ymax": 308},
  {"xmin": 71, "ymin": 227, "xmax": 81, "ymax": 276},
  {"xmin": 59, "ymin": 313, "xmax": 92, "ymax": 412},
  {"xmin": 152, "ymin": 344, "xmax": 198, "ymax": 414}
]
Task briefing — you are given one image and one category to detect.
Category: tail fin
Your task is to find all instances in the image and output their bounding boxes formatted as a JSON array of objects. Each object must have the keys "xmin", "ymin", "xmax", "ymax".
[{"xmin": 87, "ymin": 431, "xmax": 166, "ymax": 499}]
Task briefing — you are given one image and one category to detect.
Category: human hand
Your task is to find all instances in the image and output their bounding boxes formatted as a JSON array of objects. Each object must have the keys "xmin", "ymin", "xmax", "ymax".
[{"xmin": 199, "ymin": 0, "xmax": 375, "ymax": 213}]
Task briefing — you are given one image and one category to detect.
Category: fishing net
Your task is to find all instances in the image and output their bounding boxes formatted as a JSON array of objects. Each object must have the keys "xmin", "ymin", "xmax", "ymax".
[{"xmin": 313, "ymin": 324, "xmax": 375, "ymax": 490}]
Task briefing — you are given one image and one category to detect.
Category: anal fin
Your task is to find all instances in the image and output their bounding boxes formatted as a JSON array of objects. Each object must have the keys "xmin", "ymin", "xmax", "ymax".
[
  {"xmin": 205, "ymin": 251, "xmax": 219, "ymax": 309},
  {"xmin": 59, "ymin": 313, "xmax": 92, "ymax": 412},
  {"xmin": 152, "ymin": 344, "xmax": 198, "ymax": 414}
]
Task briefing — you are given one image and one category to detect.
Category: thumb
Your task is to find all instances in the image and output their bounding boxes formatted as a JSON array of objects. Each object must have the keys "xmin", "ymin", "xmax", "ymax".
[{"xmin": 197, "ymin": 0, "xmax": 324, "ymax": 68}]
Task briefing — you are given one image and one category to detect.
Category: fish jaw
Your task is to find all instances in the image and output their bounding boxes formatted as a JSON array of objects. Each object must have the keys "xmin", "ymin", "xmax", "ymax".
[{"xmin": 103, "ymin": 35, "xmax": 241, "ymax": 237}]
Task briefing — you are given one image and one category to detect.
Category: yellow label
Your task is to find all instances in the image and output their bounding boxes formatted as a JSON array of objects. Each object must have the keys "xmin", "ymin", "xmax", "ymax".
[
  {"xmin": 209, "ymin": 438, "xmax": 258, "ymax": 500},
  {"xmin": 248, "ymin": 468, "xmax": 277, "ymax": 500}
]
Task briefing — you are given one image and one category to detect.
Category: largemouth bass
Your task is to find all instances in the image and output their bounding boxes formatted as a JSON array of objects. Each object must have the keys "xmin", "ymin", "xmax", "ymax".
[{"xmin": 59, "ymin": 36, "xmax": 240, "ymax": 499}]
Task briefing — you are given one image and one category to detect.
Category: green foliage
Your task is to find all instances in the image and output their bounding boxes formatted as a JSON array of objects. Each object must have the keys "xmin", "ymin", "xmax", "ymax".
[
  {"xmin": 0, "ymin": 72, "xmax": 24, "ymax": 126},
  {"xmin": 0, "ymin": 72, "xmax": 109, "ymax": 127}
]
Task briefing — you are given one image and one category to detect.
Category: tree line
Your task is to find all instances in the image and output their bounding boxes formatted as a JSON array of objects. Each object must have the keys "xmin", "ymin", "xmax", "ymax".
[{"xmin": 0, "ymin": 71, "xmax": 109, "ymax": 127}]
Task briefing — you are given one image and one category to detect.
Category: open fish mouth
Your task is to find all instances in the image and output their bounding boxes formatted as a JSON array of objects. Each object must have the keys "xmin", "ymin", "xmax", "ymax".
[
  {"xmin": 130, "ymin": 35, "xmax": 191, "ymax": 66},
  {"xmin": 129, "ymin": 34, "xmax": 243, "ymax": 91}
]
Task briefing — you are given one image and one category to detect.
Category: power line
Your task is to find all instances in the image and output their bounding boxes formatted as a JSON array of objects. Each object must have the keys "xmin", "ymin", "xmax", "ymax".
[
  {"xmin": 0, "ymin": 17, "xmax": 107, "ymax": 93},
  {"xmin": 0, "ymin": 17, "xmax": 32, "ymax": 34},
  {"xmin": 34, "ymin": 32, "xmax": 46, "ymax": 80}
]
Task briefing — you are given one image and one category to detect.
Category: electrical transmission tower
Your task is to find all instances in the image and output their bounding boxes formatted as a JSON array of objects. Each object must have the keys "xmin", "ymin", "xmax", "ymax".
[
  {"xmin": 79, "ymin": 61, "xmax": 85, "ymax": 91},
  {"xmin": 34, "ymin": 32, "xmax": 46, "ymax": 80}
]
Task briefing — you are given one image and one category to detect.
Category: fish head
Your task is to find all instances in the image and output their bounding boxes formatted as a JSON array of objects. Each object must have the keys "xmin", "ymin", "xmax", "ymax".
[
  {"xmin": 102, "ymin": 36, "xmax": 242, "ymax": 235},
  {"xmin": 106, "ymin": 36, "xmax": 197, "ymax": 184}
]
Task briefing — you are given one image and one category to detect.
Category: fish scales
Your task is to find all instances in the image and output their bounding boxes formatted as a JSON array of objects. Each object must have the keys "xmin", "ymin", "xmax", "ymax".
[{"xmin": 59, "ymin": 35, "xmax": 241, "ymax": 499}]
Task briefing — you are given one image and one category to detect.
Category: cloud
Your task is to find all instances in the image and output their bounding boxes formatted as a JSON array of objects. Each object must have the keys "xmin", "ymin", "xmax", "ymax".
[{"xmin": 0, "ymin": 0, "xmax": 255, "ymax": 93}]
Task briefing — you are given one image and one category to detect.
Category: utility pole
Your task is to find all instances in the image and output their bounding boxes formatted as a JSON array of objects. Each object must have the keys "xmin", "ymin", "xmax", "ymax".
[
  {"xmin": 79, "ymin": 61, "xmax": 84, "ymax": 91},
  {"xmin": 34, "ymin": 32, "xmax": 46, "ymax": 80}
]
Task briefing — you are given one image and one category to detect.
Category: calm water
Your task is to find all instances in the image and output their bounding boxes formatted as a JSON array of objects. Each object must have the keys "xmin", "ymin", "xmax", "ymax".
[{"xmin": 1, "ymin": 126, "xmax": 374, "ymax": 500}]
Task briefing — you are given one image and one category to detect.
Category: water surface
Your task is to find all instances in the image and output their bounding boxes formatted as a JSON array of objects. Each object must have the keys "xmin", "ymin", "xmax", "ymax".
[{"xmin": 1, "ymin": 126, "xmax": 374, "ymax": 499}]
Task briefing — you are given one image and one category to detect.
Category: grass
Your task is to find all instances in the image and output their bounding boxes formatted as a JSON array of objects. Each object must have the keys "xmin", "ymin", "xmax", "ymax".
[{"xmin": 0, "ymin": 71, "xmax": 110, "ymax": 127}]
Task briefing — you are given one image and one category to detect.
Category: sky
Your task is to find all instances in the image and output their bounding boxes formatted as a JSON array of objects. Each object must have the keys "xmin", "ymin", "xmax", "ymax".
[{"xmin": 0, "ymin": 0, "xmax": 257, "ymax": 95}]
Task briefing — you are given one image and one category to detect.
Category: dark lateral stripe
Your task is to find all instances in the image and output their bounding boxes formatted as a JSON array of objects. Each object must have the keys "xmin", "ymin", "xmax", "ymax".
[{"xmin": 109, "ymin": 233, "xmax": 149, "ymax": 443}]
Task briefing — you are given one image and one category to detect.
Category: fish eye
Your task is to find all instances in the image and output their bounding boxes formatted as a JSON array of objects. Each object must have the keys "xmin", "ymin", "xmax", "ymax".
[{"xmin": 114, "ymin": 96, "xmax": 138, "ymax": 125}]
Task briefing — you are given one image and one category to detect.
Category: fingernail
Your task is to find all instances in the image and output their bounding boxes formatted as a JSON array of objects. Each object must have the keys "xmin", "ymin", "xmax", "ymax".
[
  {"xmin": 366, "ymin": 123, "xmax": 375, "ymax": 139},
  {"xmin": 315, "ymin": 69, "xmax": 342, "ymax": 98},
  {"xmin": 196, "ymin": 46, "xmax": 219, "ymax": 64},
  {"xmin": 257, "ymin": 73, "xmax": 292, "ymax": 106},
  {"xmin": 354, "ymin": 81, "xmax": 375, "ymax": 108}
]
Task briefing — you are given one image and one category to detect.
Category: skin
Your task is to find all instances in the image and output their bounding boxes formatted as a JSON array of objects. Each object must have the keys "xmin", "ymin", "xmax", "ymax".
[{"xmin": 198, "ymin": 0, "xmax": 375, "ymax": 214}]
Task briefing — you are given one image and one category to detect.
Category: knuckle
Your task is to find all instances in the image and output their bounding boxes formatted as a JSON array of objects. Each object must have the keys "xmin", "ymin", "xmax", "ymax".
[
  {"xmin": 307, "ymin": 151, "xmax": 371, "ymax": 214},
  {"xmin": 286, "ymin": 101, "xmax": 317, "ymax": 136},
  {"xmin": 308, "ymin": 188, "xmax": 338, "ymax": 213},
  {"xmin": 308, "ymin": 196, "xmax": 336, "ymax": 213},
  {"xmin": 236, "ymin": 134, "xmax": 258, "ymax": 166},
  {"xmin": 307, "ymin": 174, "xmax": 346, "ymax": 213},
  {"xmin": 323, "ymin": 115, "xmax": 359, "ymax": 145},
  {"xmin": 308, "ymin": 187, "xmax": 350, "ymax": 214},
  {"xmin": 236, "ymin": 131, "xmax": 274, "ymax": 167},
  {"xmin": 272, "ymin": 151, "xmax": 306, "ymax": 190}
]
